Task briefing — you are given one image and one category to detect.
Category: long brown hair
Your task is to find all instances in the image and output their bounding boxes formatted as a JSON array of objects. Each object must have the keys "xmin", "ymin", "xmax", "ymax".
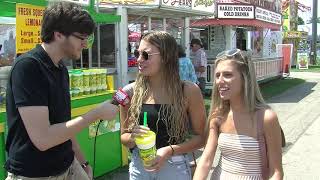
[
  {"xmin": 208, "ymin": 50, "xmax": 268, "ymax": 128},
  {"xmin": 126, "ymin": 31, "xmax": 188, "ymax": 144}
]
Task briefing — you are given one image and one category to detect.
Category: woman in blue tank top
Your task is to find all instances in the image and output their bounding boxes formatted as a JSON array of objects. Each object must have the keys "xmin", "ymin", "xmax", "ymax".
[{"xmin": 120, "ymin": 31, "xmax": 206, "ymax": 180}]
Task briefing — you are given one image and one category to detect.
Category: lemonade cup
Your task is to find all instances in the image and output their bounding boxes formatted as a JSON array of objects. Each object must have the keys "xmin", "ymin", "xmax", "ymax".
[{"xmin": 134, "ymin": 130, "xmax": 156, "ymax": 168}]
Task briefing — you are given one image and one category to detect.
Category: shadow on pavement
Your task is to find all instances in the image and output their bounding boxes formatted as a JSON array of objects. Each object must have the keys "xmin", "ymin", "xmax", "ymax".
[
  {"xmin": 96, "ymin": 165, "xmax": 129, "ymax": 180},
  {"xmin": 267, "ymin": 82, "xmax": 317, "ymax": 103}
]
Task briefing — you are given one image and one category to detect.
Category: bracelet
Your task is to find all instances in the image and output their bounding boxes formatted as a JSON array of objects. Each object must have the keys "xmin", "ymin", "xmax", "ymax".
[
  {"xmin": 169, "ymin": 145, "xmax": 174, "ymax": 156},
  {"xmin": 81, "ymin": 161, "xmax": 89, "ymax": 169}
]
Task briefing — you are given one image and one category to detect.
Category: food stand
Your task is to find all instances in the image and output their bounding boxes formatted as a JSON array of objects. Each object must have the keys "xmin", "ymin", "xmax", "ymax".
[
  {"xmin": 190, "ymin": 1, "xmax": 284, "ymax": 91},
  {"xmin": 0, "ymin": 0, "xmax": 126, "ymax": 178},
  {"xmin": 97, "ymin": 0, "xmax": 215, "ymax": 85}
]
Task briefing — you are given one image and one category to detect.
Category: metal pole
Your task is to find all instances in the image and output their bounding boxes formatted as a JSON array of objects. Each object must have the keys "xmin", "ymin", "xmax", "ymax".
[
  {"xmin": 96, "ymin": 0, "xmax": 101, "ymax": 68},
  {"xmin": 184, "ymin": 17, "xmax": 190, "ymax": 57},
  {"xmin": 311, "ymin": 0, "xmax": 317, "ymax": 64}
]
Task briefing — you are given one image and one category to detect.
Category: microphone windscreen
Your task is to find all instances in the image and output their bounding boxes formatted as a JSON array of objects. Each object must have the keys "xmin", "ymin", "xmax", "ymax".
[{"xmin": 122, "ymin": 83, "xmax": 135, "ymax": 98}]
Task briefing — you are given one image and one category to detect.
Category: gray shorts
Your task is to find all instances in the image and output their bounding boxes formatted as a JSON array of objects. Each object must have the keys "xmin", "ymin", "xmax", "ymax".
[
  {"xmin": 5, "ymin": 159, "xmax": 89, "ymax": 180},
  {"xmin": 197, "ymin": 77, "xmax": 206, "ymax": 95},
  {"xmin": 129, "ymin": 148, "xmax": 192, "ymax": 180}
]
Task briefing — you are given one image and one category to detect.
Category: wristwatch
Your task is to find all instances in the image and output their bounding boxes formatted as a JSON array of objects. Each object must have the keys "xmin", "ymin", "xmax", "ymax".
[{"xmin": 81, "ymin": 161, "xmax": 89, "ymax": 169}]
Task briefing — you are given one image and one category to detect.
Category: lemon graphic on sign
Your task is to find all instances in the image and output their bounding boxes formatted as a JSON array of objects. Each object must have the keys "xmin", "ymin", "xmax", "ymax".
[{"xmin": 86, "ymin": 33, "xmax": 94, "ymax": 49}]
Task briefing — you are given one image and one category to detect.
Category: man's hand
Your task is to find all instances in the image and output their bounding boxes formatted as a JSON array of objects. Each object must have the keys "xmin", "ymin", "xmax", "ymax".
[
  {"xmin": 195, "ymin": 66, "xmax": 206, "ymax": 73},
  {"xmin": 90, "ymin": 101, "xmax": 119, "ymax": 121}
]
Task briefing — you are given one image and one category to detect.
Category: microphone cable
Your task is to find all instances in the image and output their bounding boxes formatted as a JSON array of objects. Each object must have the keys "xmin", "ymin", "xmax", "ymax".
[{"xmin": 92, "ymin": 119, "xmax": 103, "ymax": 178}]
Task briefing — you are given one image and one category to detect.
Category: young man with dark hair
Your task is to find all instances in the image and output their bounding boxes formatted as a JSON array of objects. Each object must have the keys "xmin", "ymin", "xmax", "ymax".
[
  {"xmin": 190, "ymin": 38, "xmax": 207, "ymax": 96},
  {"xmin": 5, "ymin": 2, "xmax": 118, "ymax": 179}
]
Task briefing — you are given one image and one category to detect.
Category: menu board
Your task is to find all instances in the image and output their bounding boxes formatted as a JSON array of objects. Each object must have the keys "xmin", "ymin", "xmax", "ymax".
[
  {"xmin": 16, "ymin": 4, "xmax": 44, "ymax": 54},
  {"xmin": 255, "ymin": 7, "xmax": 282, "ymax": 25},
  {"xmin": 297, "ymin": 52, "xmax": 309, "ymax": 70}
]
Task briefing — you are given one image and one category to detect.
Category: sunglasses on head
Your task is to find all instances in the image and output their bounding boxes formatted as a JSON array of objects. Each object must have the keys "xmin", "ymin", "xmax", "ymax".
[
  {"xmin": 216, "ymin": 49, "xmax": 248, "ymax": 65},
  {"xmin": 216, "ymin": 49, "xmax": 241, "ymax": 59},
  {"xmin": 134, "ymin": 50, "xmax": 160, "ymax": 60}
]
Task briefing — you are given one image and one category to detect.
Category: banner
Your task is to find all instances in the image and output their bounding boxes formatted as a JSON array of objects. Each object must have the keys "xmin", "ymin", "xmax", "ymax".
[
  {"xmin": 192, "ymin": 0, "xmax": 214, "ymax": 14},
  {"xmin": 297, "ymin": 52, "xmax": 309, "ymax": 69},
  {"xmin": 255, "ymin": 7, "xmax": 282, "ymax": 25},
  {"xmin": 62, "ymin": 0, "xmax": 90, "ymax": 6},
  {"xmin": 283, "ymin": 31, "xmax": 308, "ymax": 39},
  {"xmin": 282, "ymin": 7, "xmax": 290, "ymax": 32},
  {"xmin": 16, "ymin": 4, "xmax": 44, "ymax": 54},
  {"xmin": 100, "ymin": 0, "xmax": 159, "ymax": 6},
  {"xmin": 276, "ymin": 44, "xmax": 293, "ymax": 76},
  {"xmin": 217, "ymin": 4, "xmax": 254, "ymax": 19}
]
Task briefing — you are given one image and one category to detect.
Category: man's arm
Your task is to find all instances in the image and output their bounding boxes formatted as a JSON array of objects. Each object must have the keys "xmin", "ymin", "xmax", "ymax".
[
  {"xmin": 19, "ymin": 102, "xmax": 118, "ymax": 151},
  {"xmin": 195, "ymin": 66, "xmax": 206, "ymax": 73}
]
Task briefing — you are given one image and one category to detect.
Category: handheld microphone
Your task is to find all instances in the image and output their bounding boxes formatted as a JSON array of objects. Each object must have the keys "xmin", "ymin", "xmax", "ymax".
[{"xmin": 111, "ymin": 83, "xmax": 134, "ymax": 107}]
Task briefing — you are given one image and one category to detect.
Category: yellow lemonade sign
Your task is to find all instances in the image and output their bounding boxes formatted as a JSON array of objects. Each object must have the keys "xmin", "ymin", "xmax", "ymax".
[
  {"xmin": 282, "ymin": 7, "xmax": 290, "ymax": 32},
  {"xmin": 16, "ymin": 4, "xmax": 44, "ymax": 54}
]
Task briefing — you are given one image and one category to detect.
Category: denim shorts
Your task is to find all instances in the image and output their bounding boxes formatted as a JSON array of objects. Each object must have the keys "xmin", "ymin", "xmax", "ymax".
[{"xmin": 129, "ymin": 148, "xmax": 192, "ymax": 180}]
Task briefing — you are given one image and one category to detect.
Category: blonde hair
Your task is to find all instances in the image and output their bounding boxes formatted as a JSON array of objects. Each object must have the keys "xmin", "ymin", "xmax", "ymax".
[
  {"xmin": 208, "ymin": 50, "xmax": 268, "ymax": 124},
  {"xmin": 126, "ymin": 31, "xmax": 188, "ymax": 144}
]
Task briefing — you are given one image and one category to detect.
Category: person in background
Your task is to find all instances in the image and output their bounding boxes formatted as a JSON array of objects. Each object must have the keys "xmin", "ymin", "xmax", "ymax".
[
  {"xmin": 5, "ymin": 2, "xmax": 119, "ymax": 180},
  {"xmin": 177, "ymin": 44, "xmax": 198, "ymax": 84},
  {"xmin": 0, "ymin": 44, "xmax": 13, "ymax": 66},
  {"xmin": 0, "ymin": 44, "xmax": 4, "ymax": 64},
  {"xmin": 3, "ymin": 31, "xmax": 16, "ymax": 59},
  {"xmin": 193, "ymin": 49, "xmax": 283, "ymax": 180},
  {"xmin": 120, "ymin": 31, "xmax": 206, "ymax": 180},
  {"xmin": 190, "ymin": 38, "xmax": 207, "ymax": 96}
]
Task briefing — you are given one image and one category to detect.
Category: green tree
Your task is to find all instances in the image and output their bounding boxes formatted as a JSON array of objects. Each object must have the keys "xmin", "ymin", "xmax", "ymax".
[{"xmin": 298, "ymin": 16, "xmax": 305, "ymax": 25}]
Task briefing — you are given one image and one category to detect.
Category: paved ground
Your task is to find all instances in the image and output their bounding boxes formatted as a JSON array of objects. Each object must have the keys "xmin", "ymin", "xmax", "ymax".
[
  {"xmin": 98, "ymin": 72, "xmax": 320, "ymax": 180},
  {"xmin": 277, "ymin": 72, "xmax": 320, "ymax": 180}
]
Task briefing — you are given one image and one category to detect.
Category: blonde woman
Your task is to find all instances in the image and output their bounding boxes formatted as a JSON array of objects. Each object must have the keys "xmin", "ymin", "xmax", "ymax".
[
  {"xmin": 120, "ymin": 31, "xmax": 206, "ymax": 180},
  {"xmin": 193, "ymin": 49, "xmax": 283, "ymax": 180}
]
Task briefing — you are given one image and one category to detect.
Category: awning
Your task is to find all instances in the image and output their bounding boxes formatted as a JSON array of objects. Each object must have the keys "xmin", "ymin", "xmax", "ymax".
[
  {"xmin": 191, "ymin": 19, "xmax": 281, "ymax": 31},
  {"xmin": 0, "ymin": 0, "xmax": 121, "ymax": 23}
]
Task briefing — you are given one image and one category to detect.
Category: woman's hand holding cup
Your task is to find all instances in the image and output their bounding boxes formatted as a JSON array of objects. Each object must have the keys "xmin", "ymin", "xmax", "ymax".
[{"xmin": 130, "ymin": 125, "xmax": 150, "ymax": 142}]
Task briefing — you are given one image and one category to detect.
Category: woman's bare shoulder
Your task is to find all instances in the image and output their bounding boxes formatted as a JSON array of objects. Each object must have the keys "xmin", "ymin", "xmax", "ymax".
[
  {"xmin": 182, "ymin": 81, "xmax": 201, "ymax": 95},
  {"xmin": 257, "ymin": 108, "xmax": 279, "ymax": 129}
]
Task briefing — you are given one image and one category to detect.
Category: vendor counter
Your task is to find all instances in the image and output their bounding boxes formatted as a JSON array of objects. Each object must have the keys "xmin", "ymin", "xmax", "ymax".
[
  {"xmin": 0, "ymin": 91, "xmax": 129, "ymax": 179},
  {"xmin": 205, "ymin": 56, "xmax": 283, "ymax": 91}
]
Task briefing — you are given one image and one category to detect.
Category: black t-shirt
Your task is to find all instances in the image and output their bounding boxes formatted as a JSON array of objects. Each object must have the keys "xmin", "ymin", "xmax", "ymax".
[{"xmin": 5, "ymin": 45, "xmax": 74, "ymax": 177}]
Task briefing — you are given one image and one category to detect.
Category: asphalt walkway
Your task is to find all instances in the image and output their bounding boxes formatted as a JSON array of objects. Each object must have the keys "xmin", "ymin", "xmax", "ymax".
[{"xmin": 276, "ymin": 72, "xmax": 320, "ymax": 180}]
